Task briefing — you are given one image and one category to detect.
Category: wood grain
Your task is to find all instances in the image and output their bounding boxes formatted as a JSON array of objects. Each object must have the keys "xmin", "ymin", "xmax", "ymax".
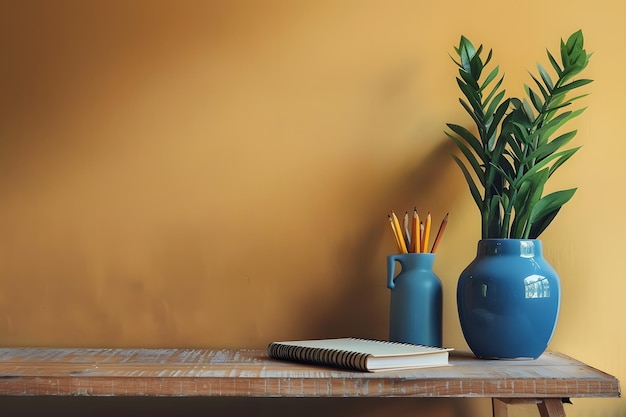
[{"xmin": 0, "ymin": 348, "xmax": 620, "ymax": 399}]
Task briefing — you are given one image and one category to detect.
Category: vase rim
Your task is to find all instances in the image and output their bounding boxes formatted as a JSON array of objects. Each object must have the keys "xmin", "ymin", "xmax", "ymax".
[
  {"xmin": 479, "ymin": 238, "xmax": 541, "ymax": 241},
  {"xmin": 476, "ymin": 238, "xmax": 543, "ymax": 256},
  {"xmin": 388, "ymin": 252, "xmax": 436, "ymax": 256}
]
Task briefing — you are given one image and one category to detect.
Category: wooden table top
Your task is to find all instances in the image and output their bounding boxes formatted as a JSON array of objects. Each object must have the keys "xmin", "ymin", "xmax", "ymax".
[{"xmin": 0, "ymin": 347, "xmax": 620, "ymax": 399}]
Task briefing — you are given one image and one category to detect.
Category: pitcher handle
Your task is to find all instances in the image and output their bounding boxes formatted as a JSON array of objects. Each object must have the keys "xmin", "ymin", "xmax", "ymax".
[{"xmin": 387, "ymin": 254, "xmax": 402, "ymax": 289}]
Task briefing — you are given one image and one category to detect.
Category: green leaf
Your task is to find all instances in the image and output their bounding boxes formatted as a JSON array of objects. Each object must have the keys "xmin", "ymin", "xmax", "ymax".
[
  {"xmin": 484, "ymin": 77, "xmax": 508, "ymax": 118},
  {"xmin": 482, "ymin": 76, "xmax": 506, "ymax": 113},
  {"xmin": 483, "ymin": 48, "xmax": 494, "ymax": 68},
  {"xmin": 509, "ymin": 181, "xmax": 532, "ymax": 238},
  {"xmin": 525, "ymin": 85, "xmax": 544, "ymax": 113},
  {"xmin": 486, "ymin": 196, "xmax": 503, "ymax": 237},
  {"xmin": 485, "ymin": 98, "xmax": 511, "ymax": 149},
  {"xmin": 537, "ymin": 63, "xmax": 554, "ymax": 91},
  {"xmin": 480, "ymin": 66, "xmax": 500, "ymax": 92},
  {"xmin": 496, "ymin": 152, "xmax": 516, "ymax": 181},
  {"xmin": 449, "ymin": 53, "xmax": 462, "ymax": 69},
  {"xmin": 529, "ymin": 73, "xmax": 550, "ymax": 100},
  {"xmin": 512, "ymin": 170, "xmax": 548, "ymax": 238},
  {"xmin": 505, "ymin": 136, "xmax": 524, "ymax": 161},
  {"xmin": 521, "ymin": 99, "xmax": 535, "ymax": 123},
  {"xmin": 503, "ymin": 104, "xmax": 531, "ymax": 135},
  {"xmin": 459, "ymin": 69, "xmax": 480, "ymax": 91},
  {"xmin": 456, "ymin": 77, "xmax": 479, "ymax": 103},
  {"xmin": 470, "ymin": 50, "xmax": 484, "ymax": 78},
  {"xmin": 512, "ymin": 121, "xmax": 532, "ymax": 145},
  {"xmin": 565, "ymin": 30, "xmax": 584, "ymax": 53},
  {"xmin": 524, "ymin": 130, "xmax": 577, "ymax": 163},
  {"xmin": 446, "ymin": 132, "xmax": 486, "ymax": 186},
  {"xmin": 447, "ymin": 123, "xmax": 486, "ymax": 158},
  {"xmin": 562, "ymin": 30, "xmax": 587, "ymax": 76},
  {"xmin": 452, "ymin": 154, "xmax": 483, "ymax": 208},
  {"xmin": 547, "ymin": 50, "xmax": 563, "ymax": 77},
  {"xmin": 556, "ymin": 94, "xmax": 590, "ymax": 107},
  {"xmin": 457, "ymin": 78, "xmax": 483, "ymax": 115},
  {"xmin": 484, "ymin": 166, "xmax": 504, "ymax": 203},
  {"xmin": 533, "ymin": 109, "xmax": 584, "ymax": 146},
  {"xmin": 484, "ymin": 89, "xmax": 506, "ymax": 122},
  {"xmin": 523, "ymin": 170, "xmax": 548, "ymax": 210},
  {"xmin": 514, "ymin": 148, "xmax": 574, "ymax": 186},
  {"xmin": 552, "ymin": 79, "xmax": 593, "ymax": 95},
  {"xmin": 513, "ymin": 179, "xmax": 533, "ymax": 212},
  {"xmin": 531, "ymin": 189, "xmax": 577, "ymax": 223},
  {"xmin": 528, "ymin": 188, "xmax": 577, "ymax": 237},
  {"xmin": 459, "ymin": 98, "xmax": 483, "ymax": 129},
  {"xmin": 489, "ymin": 160, "xmax": 514, "ymax": 185},
  {"xmin": 547, "ymin": 146, "xmax": 580, "ymax": 177},
  {"xmin": 459, "ymin": 36, "xmax": 476, "ymax": 73},
  {"xmin": 528, "ymin": 208, "xmax": 560, "ymax": 239},
  {"xmin": 544, "ymin": 100, "xmax": 572, "ymax": 114}
]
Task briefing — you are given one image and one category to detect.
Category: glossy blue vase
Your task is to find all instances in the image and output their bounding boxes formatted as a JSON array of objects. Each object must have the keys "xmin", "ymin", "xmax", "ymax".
[
  {"xmin": 387, "ymin": 253, "xmax": 442, "ymax": 347},
  {"xmin": 457, "ymin": 239, "xmax": 560, "ymax": 359}
]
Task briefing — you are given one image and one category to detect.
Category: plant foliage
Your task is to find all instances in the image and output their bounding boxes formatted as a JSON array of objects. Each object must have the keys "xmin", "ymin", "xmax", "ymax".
[{"xmin": 447, "ymin": 30, "xmax": 592, "ymax": 239}]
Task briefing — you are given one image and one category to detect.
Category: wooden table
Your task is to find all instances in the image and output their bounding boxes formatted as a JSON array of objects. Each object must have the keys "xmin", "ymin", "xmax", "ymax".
[{"xmin": 0, "ymin": 348, "xmax": 620, "ymax": 417}]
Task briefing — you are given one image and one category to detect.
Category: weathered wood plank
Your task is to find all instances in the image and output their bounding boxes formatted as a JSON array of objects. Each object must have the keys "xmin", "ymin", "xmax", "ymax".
[
  {"xmin": 0, "ymin": 348, "xmax": 620, "ymax": 399},
  {"xmin": 538, "ymin": 398, "xmax": 567, "ymax": 417}
]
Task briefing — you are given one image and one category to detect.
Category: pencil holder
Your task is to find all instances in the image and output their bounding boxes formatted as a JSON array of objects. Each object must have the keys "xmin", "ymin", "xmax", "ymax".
[{"xmin": 387, "ymin": 253, "xmax": 442, "ymax": 347}]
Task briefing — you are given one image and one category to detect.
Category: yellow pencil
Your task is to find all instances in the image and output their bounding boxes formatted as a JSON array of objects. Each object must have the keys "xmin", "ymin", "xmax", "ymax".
[
  {"xmin": 430, "ymin": 213, "xmax": 449, "ymax": 253},
  {"xmin": 388, "ymin": 215, "xmax": 403, "ymax": 253},
  {"xmin": 403, "ymin": 211, "xmax": 411, "ymax": 249},
  {"xmin": 421, "ymin": 212, "xmax": 432, "ymax": 253},
  {"xmin": 410, "ymin": 207, "xmax": 420, "ymax": 253},
  {"xmin": 391, "ymin": 211, "xmax": 408, "ymax": 254}
]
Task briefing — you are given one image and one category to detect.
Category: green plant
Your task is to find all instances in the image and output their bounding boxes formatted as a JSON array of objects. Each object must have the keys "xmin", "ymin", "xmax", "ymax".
[{"xmin": 447, "ymin": 30, "xmax": 592, "ymax": 239}]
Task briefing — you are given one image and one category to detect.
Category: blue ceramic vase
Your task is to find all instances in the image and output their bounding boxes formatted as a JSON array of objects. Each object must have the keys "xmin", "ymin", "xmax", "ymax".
[
  {"xmin": 457, "ymin": 239, "xmax": 560, "ymax": 359},
  {"xmin": 387, "ymin": 253, "xmax": 442, "ymax": 347}
]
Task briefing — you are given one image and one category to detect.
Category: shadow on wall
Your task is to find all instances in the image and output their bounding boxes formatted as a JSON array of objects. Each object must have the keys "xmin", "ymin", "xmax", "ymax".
[
  {"xmin": 0, "ymin": 396, "xmax": 491, "ymax": 417},
  {"xmin": 302, "ymin": 137, "xmax": 464, "ymax": 340}
]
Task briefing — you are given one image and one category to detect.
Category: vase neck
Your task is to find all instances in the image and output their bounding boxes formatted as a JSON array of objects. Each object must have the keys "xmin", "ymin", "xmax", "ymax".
[
  {"xmin": 391, "ymin": 253, "xmax": 435, "ymax": 269},
  {"xmin": 476, "ymin": 239, "xmax": 543, "ymax": 257}
]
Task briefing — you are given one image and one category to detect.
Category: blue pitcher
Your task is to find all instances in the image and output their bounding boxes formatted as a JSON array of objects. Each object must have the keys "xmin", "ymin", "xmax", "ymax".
[{"xmin": 387, "ymin": 253, "xmax": 442, "ymax": 347}]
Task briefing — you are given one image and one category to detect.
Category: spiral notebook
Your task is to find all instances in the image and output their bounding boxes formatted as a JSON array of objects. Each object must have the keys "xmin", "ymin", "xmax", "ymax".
[{"xmin": 267, "ymin": 337, "xmax": 453, "ymax": 372}]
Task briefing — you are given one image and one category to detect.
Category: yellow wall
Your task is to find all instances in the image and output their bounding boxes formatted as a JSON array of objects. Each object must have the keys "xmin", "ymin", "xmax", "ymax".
[{"xmin": 0, "ymin": 1, "xmax": 623, "ymax": 416}]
